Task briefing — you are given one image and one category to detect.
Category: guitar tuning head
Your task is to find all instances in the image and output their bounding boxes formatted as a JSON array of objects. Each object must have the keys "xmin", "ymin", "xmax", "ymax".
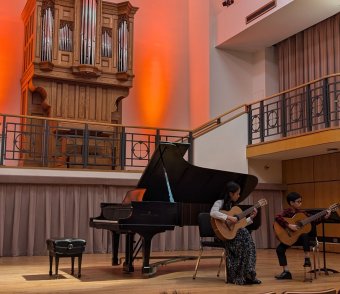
[
  {"xmin": 329, "ymin": 203, "xmax": 340, "ymax": 211},
  {"xmin": 259, "ymin": 198, "xmax": 268, "ymax": 206}
]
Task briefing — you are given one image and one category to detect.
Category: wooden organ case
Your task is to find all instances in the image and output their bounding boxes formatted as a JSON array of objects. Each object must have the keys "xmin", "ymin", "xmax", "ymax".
[{"xmin": 20, "ymin": 0, "xmax": 138, "ymax": 169}]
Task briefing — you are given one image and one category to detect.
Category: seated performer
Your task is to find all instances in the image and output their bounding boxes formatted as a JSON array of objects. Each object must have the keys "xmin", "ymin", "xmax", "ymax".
[
  {"xmin": 274, "ymin": 191, "xmax": 330, "ymax": 279},
  {"xmin": 210, "ymin": 181, "xmax": 261, "ymax": 285}
]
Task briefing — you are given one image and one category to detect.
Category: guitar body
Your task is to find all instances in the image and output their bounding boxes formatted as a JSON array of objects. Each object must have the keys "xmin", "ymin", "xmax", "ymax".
[
  {"xmin": 211, "ymin": 206, "xmax": 248, "ymax": 241},
  {"xmin": 273, "ymin": 213, "xmax": 312, "ymax": 246}
]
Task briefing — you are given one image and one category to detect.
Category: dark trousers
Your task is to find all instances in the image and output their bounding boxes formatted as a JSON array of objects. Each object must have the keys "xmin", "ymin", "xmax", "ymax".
[{"xmin": 276, "ymin": 233, "xmax": 310, "ymax": 266}]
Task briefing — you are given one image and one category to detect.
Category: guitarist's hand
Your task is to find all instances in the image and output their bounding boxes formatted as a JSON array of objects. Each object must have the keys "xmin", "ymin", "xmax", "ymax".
[
  {"xmin": 325, "ymin": 210, "xmax": 331, "ymax": 219},
  {"xmin": 250, "ymin": 208, "xmax": 258, "ymax": 219},
  {"xmin": 226, "ymin": 216, "xmax": 238, "ymax": 224},
  {"xmin": 288, "ymin": 224, "xmax": 298, "ymax": 231}
]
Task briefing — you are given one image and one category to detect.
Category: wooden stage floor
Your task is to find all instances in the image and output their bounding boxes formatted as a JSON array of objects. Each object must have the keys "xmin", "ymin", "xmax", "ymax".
[{"xmin": 0, "ymin": 249, "xmax": 339, "ymax": 294}]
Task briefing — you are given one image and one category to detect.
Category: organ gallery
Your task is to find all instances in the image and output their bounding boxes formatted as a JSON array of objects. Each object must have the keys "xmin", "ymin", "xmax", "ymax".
[{"xmin": 20, "ymin": 0, "xmax": 138, "ymax": 168}]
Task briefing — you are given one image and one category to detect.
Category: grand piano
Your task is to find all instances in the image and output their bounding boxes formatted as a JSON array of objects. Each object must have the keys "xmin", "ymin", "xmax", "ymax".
[{"xmin": 89, "ymin": 142, "xmax": 259, "ymax": 276}]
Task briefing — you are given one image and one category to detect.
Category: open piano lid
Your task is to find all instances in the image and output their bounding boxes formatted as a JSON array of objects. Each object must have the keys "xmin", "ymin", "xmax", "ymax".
[{"xmin": 137, "ymin": 142, "xmax": 258, "ymax": 204}]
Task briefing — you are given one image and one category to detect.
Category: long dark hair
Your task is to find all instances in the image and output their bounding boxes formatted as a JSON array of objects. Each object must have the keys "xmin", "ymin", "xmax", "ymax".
[{"xmin": 223, "ymin": 181, "xmax": 240, "ymax": 210}]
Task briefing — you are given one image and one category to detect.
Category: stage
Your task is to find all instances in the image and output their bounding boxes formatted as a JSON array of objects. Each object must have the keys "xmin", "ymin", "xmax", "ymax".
[{"xmin": 0, "ymin": 249, "xmax": 339, "ymax": 294}]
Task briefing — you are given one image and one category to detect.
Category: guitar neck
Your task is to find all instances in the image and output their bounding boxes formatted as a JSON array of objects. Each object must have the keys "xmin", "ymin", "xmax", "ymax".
[
  {"xmin": 237, "ymin": 203, "xmax": 260, "ymax": 220},
  {"xmin": 300, "ymin": 209, "xmax": 327, "ymax": 226}
]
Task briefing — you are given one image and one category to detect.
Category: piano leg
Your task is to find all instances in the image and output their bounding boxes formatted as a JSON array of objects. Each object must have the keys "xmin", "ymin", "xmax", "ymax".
[
  {"xmin": 141, "ymin": 234, "xmax": 157, "ymax": 276},
  {"xmin": 123, "ymin": 233, "xmax": 135, "ymax": 273},
  {"xmin": 111, "ymin": 231, "xmax": 120, "ymax": 266}
]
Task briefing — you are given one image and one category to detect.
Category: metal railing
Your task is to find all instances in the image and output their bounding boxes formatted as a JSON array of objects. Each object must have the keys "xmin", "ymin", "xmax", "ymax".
[
  {"xmin": 0, "ymin": 114, "xmax": 192, "ymax": 170},
  {"xmin": 1, "ymin": 74, "xmax": 339, "ymax": 169},
  {"xmin": 247, "ymin": 73, "xmax": 340, "ymax": 144}
]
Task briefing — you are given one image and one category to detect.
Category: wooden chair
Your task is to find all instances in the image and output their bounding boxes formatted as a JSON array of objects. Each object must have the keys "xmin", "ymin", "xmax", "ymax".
[
  {"xmin": 282, "ymin": 288, "xmax": 336, "ymax": 294},
  {"xmin": 192, "ymin": 213, "xmax": 227, "ymax": 282}
]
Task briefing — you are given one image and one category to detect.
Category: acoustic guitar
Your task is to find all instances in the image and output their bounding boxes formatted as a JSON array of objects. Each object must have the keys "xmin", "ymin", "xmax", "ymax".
[
  {"xmin": 211, "ymin": 198, "xmax": 267, "ymax": 241},
  {"xmin": 273, "ymin": 203, "xmax": 340, "ymax": 246}
]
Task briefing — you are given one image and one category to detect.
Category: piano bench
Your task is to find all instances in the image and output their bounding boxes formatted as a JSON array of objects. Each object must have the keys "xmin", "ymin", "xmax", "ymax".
[{"xmin": 46, "ymin": 238, "xmax": 86, "ymax": 278}]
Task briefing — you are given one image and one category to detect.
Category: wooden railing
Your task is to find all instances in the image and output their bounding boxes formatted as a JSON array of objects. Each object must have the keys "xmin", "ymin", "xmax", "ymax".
[{"xmin": 192, "ymin": 104, "xmax": 248, "ymax": 139}]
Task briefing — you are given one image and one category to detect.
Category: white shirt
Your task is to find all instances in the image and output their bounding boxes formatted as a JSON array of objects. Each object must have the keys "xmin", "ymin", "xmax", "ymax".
[{"xmin": 210, "ymin": 199, "xmax": 253, "ymax": 225}]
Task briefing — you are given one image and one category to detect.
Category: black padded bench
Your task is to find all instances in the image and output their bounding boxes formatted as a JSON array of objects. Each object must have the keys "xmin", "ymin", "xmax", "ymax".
[{"xmin": 46, "ymin": 238, "xmax": 86, "ymax": 278}]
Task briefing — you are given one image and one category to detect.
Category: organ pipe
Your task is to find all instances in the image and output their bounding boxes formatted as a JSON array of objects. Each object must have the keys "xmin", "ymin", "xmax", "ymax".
[
  {"xmin": 59, "ymin": 22, "xmax": 73, "ymax": 52},
  {"xmin": 101, "ymin": 28, "xmax": 112, "ymax": 58},
  {"xmin": 41, "ymin": 5, "xmax": 54, "ymax": 62},
  {"xmin": 80, "ymin": 0, "xmax": 97, "ymax": 65},
  {"xmin": 118, "ymin": 18, "xmax": 128, "ymax": 72}
]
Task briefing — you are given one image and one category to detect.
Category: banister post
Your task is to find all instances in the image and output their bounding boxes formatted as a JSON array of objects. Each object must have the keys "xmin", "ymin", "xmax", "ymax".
[
  {"xmin": 306, "ymin": 84, "xmax": 312, "ymax": 132},
  {"xmin": 323, "ymin": 78, "xmax": 330, "ymax": 128},
  {"xmin": 83, "ymin": 124, "xmax": 89, "ymax": 168},
  {"xmin": 42, "ymin": 119, "xmax": 49, "ymax": 167},
  {"xmin": 188, "ymin": 131, "xmax": 193, "ymax": 164},
  {"xmin": 155, "ymin": 129, "xmax": 160, "ymax": 146},
  {"xmin": 0, "ymin": 115, "xmax": 6, "ymax": 165},
  {"xmin": 281, "ymin": 94, "xmax": 287, "ymax": 137},
  {"xmin": 247, "ymin": 105, "xmax": 252, "ymax": 145},
  {"xmin": 260, "ymin": 101, "xmax": 265, "ymax": 142},
  {"xmin": 120, "ymin": 126, "xmax": 126, "ymax": 170}
]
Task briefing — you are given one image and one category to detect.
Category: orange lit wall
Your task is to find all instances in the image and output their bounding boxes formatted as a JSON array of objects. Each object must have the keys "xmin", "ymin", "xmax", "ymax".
[
  {"xmin": 123, "ymin": 0, "xmax": 191, "ymax": 129},
  {"xmin": 1, "ymin": 0, "xmax": 211, "ymax": 129},
  {"xmin": 188, "ymin": 0, "xmax": 210, "ymax": 129},
  {"xmin": 0, "ymin": 0, "xmax": 25, "ymax": 114}
]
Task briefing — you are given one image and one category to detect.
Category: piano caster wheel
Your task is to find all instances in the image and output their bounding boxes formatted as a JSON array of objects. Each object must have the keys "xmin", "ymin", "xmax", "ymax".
[{"xmin": 142, "ymin": 266, "xmax": 157, "ymax": 277}]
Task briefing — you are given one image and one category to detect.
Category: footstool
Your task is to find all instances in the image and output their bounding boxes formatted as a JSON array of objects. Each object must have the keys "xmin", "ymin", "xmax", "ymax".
[{"xmin": 46, "ymin": 238, "xmax": 86, "ymax": 278}]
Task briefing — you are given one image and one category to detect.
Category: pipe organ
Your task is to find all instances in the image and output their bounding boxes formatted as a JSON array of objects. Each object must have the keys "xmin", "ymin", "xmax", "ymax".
[
  {"xmin": 20, "ymin": 0, "xmax": 138, "ymax": 168},
  {"xmin": 21, "ymin": 0, "xmax": 137, "ymax": 121}
]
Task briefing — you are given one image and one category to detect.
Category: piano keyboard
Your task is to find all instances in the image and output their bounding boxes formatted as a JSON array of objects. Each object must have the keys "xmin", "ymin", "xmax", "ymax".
[{"xmin": 92, "ymin": 219, "xmax": 118, "ymax": 224}]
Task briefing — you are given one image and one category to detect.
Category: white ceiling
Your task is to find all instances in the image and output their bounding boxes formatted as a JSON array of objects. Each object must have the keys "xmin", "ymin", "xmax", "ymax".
[{"xmin": 216, "ymin": 0, "xmax": 340, "ymax": 52}]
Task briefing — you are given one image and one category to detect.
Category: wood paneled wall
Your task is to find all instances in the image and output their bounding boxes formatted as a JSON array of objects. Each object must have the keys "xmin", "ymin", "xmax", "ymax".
[
  {"xmin": 34, "ymin": 78, "xmax": 126, "ymax": 123},
  {"xmin": 282, "ymin": 152, "xmax": 340, "ymax": 252}
]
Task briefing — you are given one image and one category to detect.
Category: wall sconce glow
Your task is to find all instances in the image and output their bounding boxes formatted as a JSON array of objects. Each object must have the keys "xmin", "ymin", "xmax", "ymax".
[{"xmin": 138, "ymin": 54, "xmax": 169, "ymax": 127}]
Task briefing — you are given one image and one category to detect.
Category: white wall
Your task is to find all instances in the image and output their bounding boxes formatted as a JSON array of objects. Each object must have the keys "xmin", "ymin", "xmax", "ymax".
[
  {"xmin": 193, "ymin": 114, "xmax": 248, "ymax": 173},
  {"xmin": 210, "ymin": 49, "xmax": 254, "ymax": 118},
  {"xmin": 215, "ymin": 0, "xmax": 294, "ymax": 47},
  {"xmin": 248, "ymin": 158, "xmax": 282, "ymax": 183},
  {"xmin": 251, "ymin": 47, "xmax": 279, "ymax": 101}
]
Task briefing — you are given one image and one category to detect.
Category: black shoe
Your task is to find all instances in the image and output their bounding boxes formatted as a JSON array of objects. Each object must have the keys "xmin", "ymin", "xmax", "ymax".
[
  {"xmin": 245, "ymin": 277, "xmax": 262, "ymax": 284},
  {"xmin": 275, "ymin": 271, "xmax": 292, "ymax": 280},
  {"xmin": 304, "ymin": 258, "xmax": 311, "ymax": 267}
]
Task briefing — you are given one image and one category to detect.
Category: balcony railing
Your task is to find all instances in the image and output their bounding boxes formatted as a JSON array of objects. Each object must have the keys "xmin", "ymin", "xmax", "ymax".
[
  {"xmin": 0, "ymin": 114, "xmax": 192, "ymax": 170},
  {"xmin": 248, "ymin": 73, "xmax": 340, "ymax": 145},
  {"xmin": 1, "ymin": 74, "xmax": 339, "ymax": 169}
]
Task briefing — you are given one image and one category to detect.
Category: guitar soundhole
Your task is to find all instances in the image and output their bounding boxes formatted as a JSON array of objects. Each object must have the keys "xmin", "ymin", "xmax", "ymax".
[{"xmin": 296, "ymin": 221, "xmax": 303, "ymax": 228}]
